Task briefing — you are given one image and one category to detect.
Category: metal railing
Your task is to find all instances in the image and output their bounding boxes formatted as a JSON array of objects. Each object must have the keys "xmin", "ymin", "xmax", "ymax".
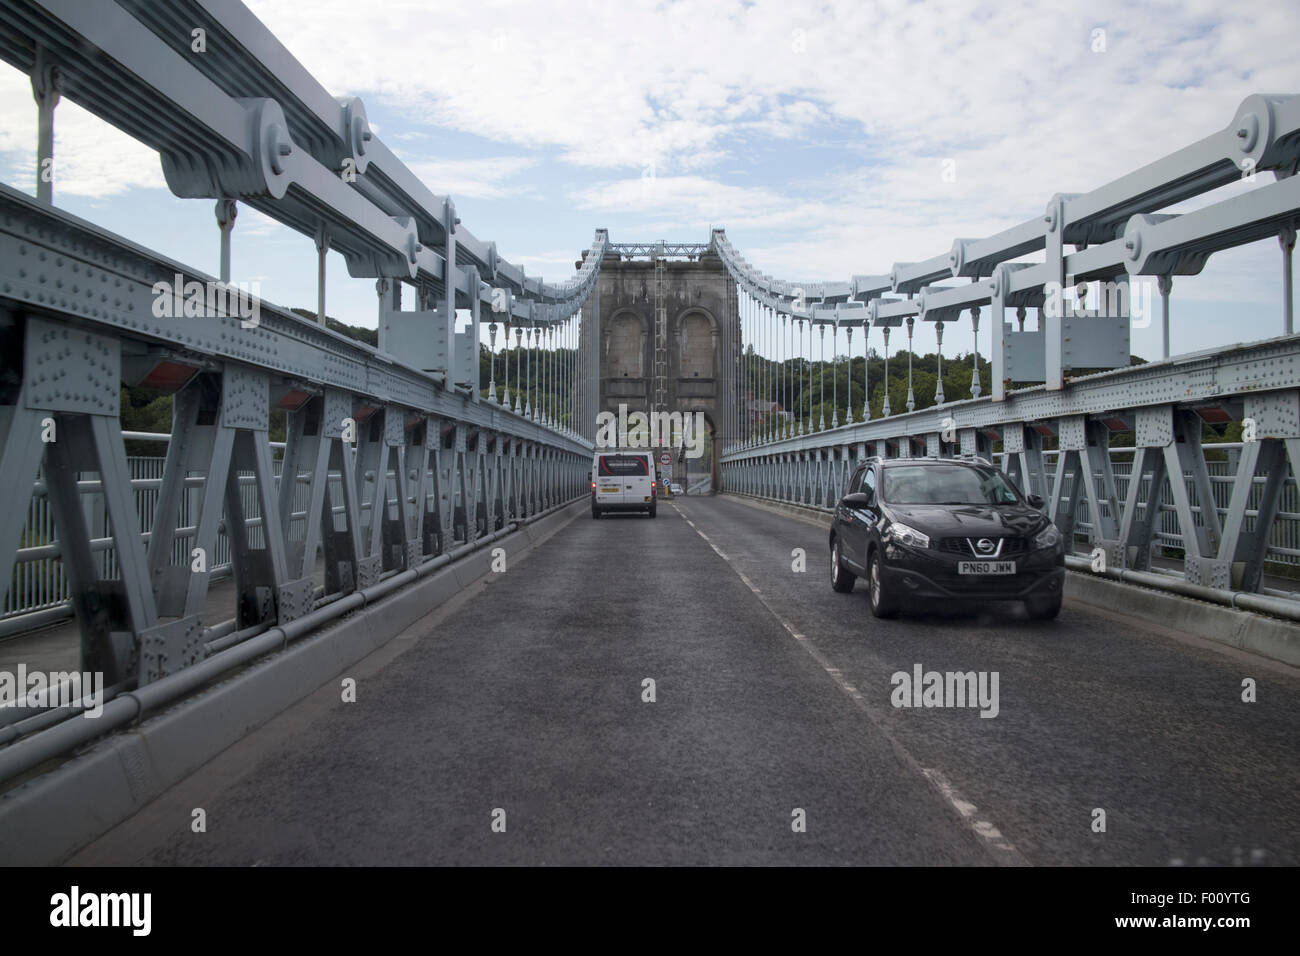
[
  {"xmin": 1041, "ymin": 449, "xmax": 1300, "ymax": 575},
  {"xmin": 0, "ymin": 430, "xmax": 464, "ymax": 632},
  {"xmin": 13, "ymin": 433, "xmax": 1296, "ymax": 637}
]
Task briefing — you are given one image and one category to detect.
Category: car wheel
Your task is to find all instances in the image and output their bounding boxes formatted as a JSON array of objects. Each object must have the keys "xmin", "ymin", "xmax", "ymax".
[
  {"xmin": 1026, "ymin": 593, "xmax": 1062, "ymax": 620},
  {"xmin": 868, "ymin": 548, "xmax": 899, "ymax": 619},
  {"xmin": 649, "ymin": 505, "xmax": 657, "ymax": 518},
  {"xmin": 830, "ymin": 537, "xmax": 856, "ymax": 593},
  {"xmin": 591, "ymin": 506, "xmax": 601, "ymax": 519}
]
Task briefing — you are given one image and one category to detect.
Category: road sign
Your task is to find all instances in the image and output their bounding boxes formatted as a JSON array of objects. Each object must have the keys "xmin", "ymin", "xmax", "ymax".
[{"xmin": 659, "ymin": 452, "xmax": 671, "ymax": 465}]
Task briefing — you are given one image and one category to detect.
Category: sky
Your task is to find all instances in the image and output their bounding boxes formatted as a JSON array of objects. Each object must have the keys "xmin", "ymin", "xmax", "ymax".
[{"xmin": 1, "ymin": 0, "xmax": 1299, "ymax": 363}]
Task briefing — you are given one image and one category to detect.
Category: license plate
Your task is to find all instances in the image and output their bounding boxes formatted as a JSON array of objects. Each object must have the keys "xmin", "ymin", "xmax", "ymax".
[
  {"xmin": 958, "ymin": 560, "xmax": 1016, "ymax": 575},
  {"xmin": 600, "ymin": 487, "xmax": 619, "ymax": 493}
]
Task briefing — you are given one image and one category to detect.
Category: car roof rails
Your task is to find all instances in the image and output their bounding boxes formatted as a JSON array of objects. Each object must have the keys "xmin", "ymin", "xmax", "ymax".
[{"xmin": 882, "ymin": 453, "xmax": 993, "ymax": 466}]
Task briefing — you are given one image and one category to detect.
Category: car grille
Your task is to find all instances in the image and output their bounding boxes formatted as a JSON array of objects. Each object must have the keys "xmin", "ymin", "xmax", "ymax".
[
  {"xmin": 928, "ymin": 572, "xmax": 1039, "ymax": 596},
  {"xmin": 938, "ymin": 536, "xmax": 1028, "ymax": 556}
]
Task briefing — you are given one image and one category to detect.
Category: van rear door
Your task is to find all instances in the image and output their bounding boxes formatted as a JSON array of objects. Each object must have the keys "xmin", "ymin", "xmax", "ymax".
[
  {"xmin": 596, "ymin": 453, "xmax": 650, "ymax": 505},
  {"xmin": 626, "ymin": 452, "xmax": 653, "ymax": 503},
  {"xmin": 595, "ymin": 453, "xmax": 623, "ymax": 504}
]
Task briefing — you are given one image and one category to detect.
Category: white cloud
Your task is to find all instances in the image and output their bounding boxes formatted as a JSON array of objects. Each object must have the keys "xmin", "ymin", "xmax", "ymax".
[
  {"xmin": 234, "ymin": 0, "xmax": 1298, "ymax": 293},
  {"xmin": 0, "ymin": 64, "xmax": 165, "ymax": 198},
  {"xmin": 402, "ymin": 155, "xmax": 537, "ymax": 200},
  {"xmin": 237, "ymin": 205, "xmax": 292, "ymax": 239},
  {"xmin": 506, "ymin": 248, "xmax": 587, "ymax": 280},
  {"xmin": 0, "ymin": 0, "xmax": 1295, "ymax": 323},
  {"xmin": 239, "ymin": 0, "xmax": 1297, "ymax": 175}
]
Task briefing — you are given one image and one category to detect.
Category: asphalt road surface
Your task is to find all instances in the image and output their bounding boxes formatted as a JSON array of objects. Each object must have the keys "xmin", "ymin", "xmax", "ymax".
[{"xmin": 72, "ymin": 496, "xmax": 1300, "ymax": 866}]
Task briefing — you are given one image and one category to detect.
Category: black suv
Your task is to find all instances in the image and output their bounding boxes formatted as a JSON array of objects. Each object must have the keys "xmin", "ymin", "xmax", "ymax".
[{"xmin": 828, "ymin": 457, "xmax": 1065, "ymax": 619}]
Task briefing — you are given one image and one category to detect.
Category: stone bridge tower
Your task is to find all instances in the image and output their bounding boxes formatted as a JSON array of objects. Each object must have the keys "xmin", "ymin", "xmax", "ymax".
[{"xmin": 578, "ymin": 244, "xmax": 739, "ymax": 493}]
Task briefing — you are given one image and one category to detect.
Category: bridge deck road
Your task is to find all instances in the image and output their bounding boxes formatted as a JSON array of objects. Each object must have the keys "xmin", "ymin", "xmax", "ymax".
[{"xmin": 72, "ymin": 497, "xmax": 1300, "ymax": 866}]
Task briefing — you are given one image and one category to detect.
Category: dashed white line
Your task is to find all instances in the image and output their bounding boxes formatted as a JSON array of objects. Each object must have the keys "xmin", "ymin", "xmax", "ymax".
[{"xmin": 670, "ymin": 499, "xmax": 1028, "ymax": 867}]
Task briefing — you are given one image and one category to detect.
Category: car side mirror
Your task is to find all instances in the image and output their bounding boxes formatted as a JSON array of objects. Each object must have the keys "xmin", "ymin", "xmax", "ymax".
[
  {"xmin": 841, "ymin": 491, "xmax": 872, "ymax": 509},
  {"xmin": 1027, "ymin": 493, "xmax": 1045, "ymax": 509}
]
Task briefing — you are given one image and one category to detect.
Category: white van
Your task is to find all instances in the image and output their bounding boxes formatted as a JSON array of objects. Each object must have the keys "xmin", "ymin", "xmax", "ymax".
[{"xmin": 591, "ymin": 449, "xmax": 658, "ymax": 519}]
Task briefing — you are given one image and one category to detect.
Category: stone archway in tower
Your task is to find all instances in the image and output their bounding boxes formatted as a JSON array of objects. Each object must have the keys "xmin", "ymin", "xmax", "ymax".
[
  {"xmin": 673, "ymin": 306, "xmax": 720, "ymax": 382},
  {"xmin": 676, "ymin": 411, "xmax": 719, "ymax": 495},
  {"xmin": 602, "ymin": 308, "xmax": 651, "ymax": 414},
  {"xmin": 606, "ymin": 309, "xmax": 648, "ymax": 378}
]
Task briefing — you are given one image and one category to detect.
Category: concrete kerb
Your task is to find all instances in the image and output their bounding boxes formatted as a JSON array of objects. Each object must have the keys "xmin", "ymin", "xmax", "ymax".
[
  {"xmin": 719, "ymin": 492, "xmax": 1300, "ymax": 668},
  {"xmin": 0, "ymin": 498, "xmax": 586, "ymax": 866},
  {"xmin": 1063, "ymin": 572, "xmax": 1300, "ymax": 667},
  {"xmin": 722, "ymin": 492, "xmax": 834, "ymax": 529}
]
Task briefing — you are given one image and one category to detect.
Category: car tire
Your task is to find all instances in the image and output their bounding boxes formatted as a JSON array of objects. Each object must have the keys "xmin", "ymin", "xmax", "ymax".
[
  {"xmin": 830, "ymin": 537, "xmax": 856, "ymax": 593},
  {"xmin": 1026, "ymin": 593, "xmax": 1062, "ymax": 620},
  {"xmin": 868, "ymin": 548, "xmax": 899, "ymax": 619},
  {"xmin": 591, "ymin": 506, "xmax": 601, "ymax": 519},
  {"xmin": 648, "ymin": 505, "xmax": 657, "ymax": 518}
]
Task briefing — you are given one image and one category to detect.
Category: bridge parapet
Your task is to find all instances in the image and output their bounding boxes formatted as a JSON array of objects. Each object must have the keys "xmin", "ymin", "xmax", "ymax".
[
  {"xmin": 722, "ymin": 336, "xmax": 1300, "ymax": 601},
  {"xmin": 712, "ymin": 94, "xmax": 1300, "ymax": 440},
  {"xmin": 709, "ymin": 93, "xmax": 1300, "ymax": 603},
  {"xmin": 0, "ymin": 0, "xmax": 612, "ymax": 732},
  {"xmin": 0, "ymin": 179, "xmax": 592, "ymax": 691}
]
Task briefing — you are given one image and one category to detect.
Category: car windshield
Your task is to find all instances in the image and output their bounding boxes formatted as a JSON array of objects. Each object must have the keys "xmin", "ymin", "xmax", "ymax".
[{"xmin": 881, "ymin": 464, "xmax": 1021, "ymax": 505}]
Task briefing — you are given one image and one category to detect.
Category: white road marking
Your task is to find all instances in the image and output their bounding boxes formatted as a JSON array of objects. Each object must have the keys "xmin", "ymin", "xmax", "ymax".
[{"xmin": 670, "ymin": 499, "xmax": 1028, "ymax": 867}]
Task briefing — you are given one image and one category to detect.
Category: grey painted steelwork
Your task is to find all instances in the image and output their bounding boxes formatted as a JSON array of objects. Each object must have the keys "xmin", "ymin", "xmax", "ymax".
[
  {"xmin": 0, "ymin": 0, "xmax": 607, "ymax": 749},
  {"xmin": 711, "ymin": 94, "xmax": 1300, "ymax": 599},
  {"xmin": 0, "ymin": 183, "xmax": 592, "ymax": 693},
  {"xmin": 609, "ymin": 243, "xmax": 713, "ymax": 259},
  {"xmin": 721, "ymin": 336, "xmax": 1300, "ymax": 596},
  {"xmin": 0, "ymin": 0, "xmax": 1298, "ymax": 769},
  {"xmin": 714, "ymin": 92, "xmax": 1300, "ymax": 396},
  {"xmin": 0, "ymin": 0, "xmax": 604, "ymax": 318}
]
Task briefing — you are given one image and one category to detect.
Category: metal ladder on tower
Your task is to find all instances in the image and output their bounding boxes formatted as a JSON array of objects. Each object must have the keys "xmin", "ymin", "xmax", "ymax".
[{"xmin": 653, "ymin": 255, "xmax": 668, "ymax": 417}]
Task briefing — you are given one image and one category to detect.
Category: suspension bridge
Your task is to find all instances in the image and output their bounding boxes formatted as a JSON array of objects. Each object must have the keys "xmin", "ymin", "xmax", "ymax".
[{"xmin": 0, "ymin": 0, "xmax": 1297, "ymax": 867}]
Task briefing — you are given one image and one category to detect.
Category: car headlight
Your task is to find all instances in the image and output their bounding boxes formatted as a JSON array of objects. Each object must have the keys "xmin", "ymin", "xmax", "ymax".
[
  {"xmin": 888, "ymin": 522, "xmax": 931, "ymax": 549},
  {"xmin": 1034, "ymin": 524, "xmax": 1061, "ymax": 550}
]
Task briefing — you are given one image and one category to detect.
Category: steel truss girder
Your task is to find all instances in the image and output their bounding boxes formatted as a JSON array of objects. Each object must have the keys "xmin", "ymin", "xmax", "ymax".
[
  {"xmin": 144, "ymin": 366, "xmax": 307, "ymax": 668},
  {"xmin": 609, "ymin": 243, "xmax": 712, "ymax": 259},
  {"xmin": 0, "ymin": 0, "xmax": 605, "ymax": 313},
  {"xmin": 2, "ymin": 317, "xmax": 161, "ymax": 685},
  {"xmin": 1048, "ymin": 418, "xmax": 1123, "ymax": 551},
  {"xmin": 723, "ymin": 335, "xmax": 1300, "ymax": 463},
  {"xmin": 0, "ymin": 185, "xmax": 590, "ymax": 459},
  {"xmin": 724, "ymin": 380, "xmax": 1300, "ymax": 596},
  {"xmin": 406, "ymin": 414, "xmax": 441, "ymax": 560},
  {"xmin": 0, "ymin": 327, "xmax": 588, "ymax": 687}
]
